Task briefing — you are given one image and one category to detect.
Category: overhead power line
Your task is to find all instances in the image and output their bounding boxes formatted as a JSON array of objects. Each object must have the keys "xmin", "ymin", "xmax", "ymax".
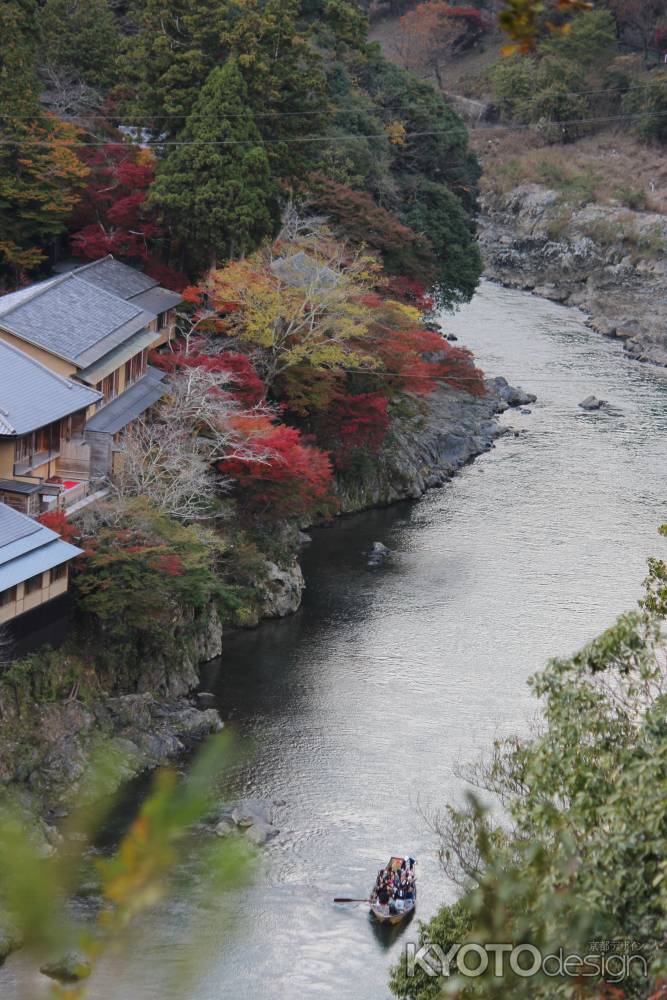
[{"xmin": 3, "ymin": 107, "xmax": 667, "ymax": 147}]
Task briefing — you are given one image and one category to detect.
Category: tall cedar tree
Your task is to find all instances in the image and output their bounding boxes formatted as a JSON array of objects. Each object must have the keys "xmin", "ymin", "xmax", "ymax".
[
  {"xmin": 0, "ymin": 0, "xmax": 88, "ymax": 283},
  {"xmin": 149, "ymin": 60, "xmax": 280, "ymax": 272},
  {"xmin": 37, "ymin": 0, "xmax": 122, "ymax": 90},
  {"xmin": 123, "ymin": 0, "xmax": 326, "ymax": 178}
]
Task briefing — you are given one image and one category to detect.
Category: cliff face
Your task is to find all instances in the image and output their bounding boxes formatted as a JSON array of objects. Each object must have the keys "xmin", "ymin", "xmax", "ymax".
[
  {"xmin": 335, "ymin": 382, "xmax": 518, "ymax": 513},
  {"xmin": 480, "ymin": 184, "xmax": 667, "ymax": 367}
]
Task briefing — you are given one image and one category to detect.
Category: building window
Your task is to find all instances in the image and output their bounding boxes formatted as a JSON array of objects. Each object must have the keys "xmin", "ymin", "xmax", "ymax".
[
  {"xmin": 96, "ymin": 371, "xmax": 120, "ymax": 404},
  {"xmin": 124, "ymin": 350, "xmax": 147, "ymax": 388},
  {"xmin": 50, "ymin": 564, "xmax": 67, "ymax": 585},
  {"xmin": 63, "ymin": 411, "xmax": 85, "ymax": 442},
  {"xmin": 14, "ymin": 421, "xmax": 61, "ymax": 470},
  {"xmin": 24, "ymin": 573, "xmax": 43, "ymax": 595},
  {"xmin": 0, "ymin": 587, "xmax": 16, "ymax": 607}
]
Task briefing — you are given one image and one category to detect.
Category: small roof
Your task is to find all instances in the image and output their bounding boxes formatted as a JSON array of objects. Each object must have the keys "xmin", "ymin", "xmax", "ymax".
[
  {"xmin": 0, "ymin": 256, "xmax": 182, "ymax": 371},
  {"xmin": 0, "ymin": 503, "xmax": 83, "ymax": 592},
  {"xmin": 0, "ymin": 339, "xmax": 101, "ymax": 436},
  {"xmin": 270, "ymin": 251, "xmax": 338, "ymax": 292},
  {"xmin": 0, "ymin": 273, "xmax": 154, "ymax": 368},
  {"xmin": 77, "ymin": 327, "xmax": 159, "ymax": 386},
  {"xmin": 0, "ymin": 479, "xmax": 44, "ymax": 495},
  {"xmin": 85, "ymin": 367, "xmax": 166, "ymax": 435},
  {"xmin": 74, "ymin": 255, "xmax": 157, "ymax": 300},
  {"xmin": 130, "ymin": 286, "xmax": 182, "ymax": 314}
]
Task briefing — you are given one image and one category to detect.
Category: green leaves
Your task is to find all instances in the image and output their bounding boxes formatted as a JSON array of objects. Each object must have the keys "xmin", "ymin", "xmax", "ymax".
[
  {"xmin": 150, "ymin": 59, "xmax": 279, "ymax": 273},
  {"xmin": 0, "ymin": 731, "xmax": 254, "ymax": 997},
  {"xmin": 392, "ymin": 526, "xmax": 667, "ymax": 999}
]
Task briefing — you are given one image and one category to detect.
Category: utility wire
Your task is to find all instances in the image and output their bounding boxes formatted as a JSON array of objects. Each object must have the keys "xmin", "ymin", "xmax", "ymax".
[{"xmin": 4, "ymin": 107, "xmax": 667, "ymax": 147}]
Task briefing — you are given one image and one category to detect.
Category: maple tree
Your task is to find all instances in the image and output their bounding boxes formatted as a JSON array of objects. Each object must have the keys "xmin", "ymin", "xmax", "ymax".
[
  {"xmin": 38, "ymin": 509, "xmax": 78, "ymax": 544},
  {"xmin": 151, "ymin": 343, "xmax": 266, "ymax": 407},
  {"xmin": 316, "ymin": 392, "xmax": 390, "ymax": 471},
  {"xmin": 69, "ymin": 143, "xmax": 186, "ymax": 287},
  {"xmin": 202, "ymin": 220, "xmax": 380, "ymax": 389},
  {"xmin": 310, "ymin": 175, "xmax": 439, "ymax": 287},
  {"xmin": 396, "ymin": 4, "xmax": 485, "ymax": 89},
  {"xmin": 218, "ymin": 417, "xmax": 334, "ymax": 520}
]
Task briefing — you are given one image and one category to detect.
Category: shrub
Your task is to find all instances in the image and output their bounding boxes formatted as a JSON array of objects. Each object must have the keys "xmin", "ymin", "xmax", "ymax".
[
  {"xmin": 622, "ymin": 72, "xmax": 667, "ymax": 144},
  {"xmin": 75, "ymin": 499, "xmax": 224, "ymax": 639},
  {"xmin": 613, "ymin": 185, "xmax": 649, "ymax": 211},
  {"xmin": 38, "ymin": 509, "xmax": 78, "ymax": 544}
]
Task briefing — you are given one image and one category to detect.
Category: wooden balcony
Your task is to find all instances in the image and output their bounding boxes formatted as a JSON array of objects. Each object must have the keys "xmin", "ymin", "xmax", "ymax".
[{"xmin": 55, "ymin": 439, "xmax": 92, "ymax": 480}]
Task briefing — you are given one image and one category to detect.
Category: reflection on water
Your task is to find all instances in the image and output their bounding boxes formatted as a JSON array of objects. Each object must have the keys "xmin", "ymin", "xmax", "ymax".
[{"xmin": 3, "ymin": 282, "xmax": 666, "ymax": 1000}]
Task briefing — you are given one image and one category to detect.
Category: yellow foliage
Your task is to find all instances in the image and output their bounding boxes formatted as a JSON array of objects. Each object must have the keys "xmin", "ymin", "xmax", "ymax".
[
  {"xmin": 386, "ymin": 120, "xmax": 407, "ymax": 146},
  {"xmin": 205, "ymin": 223, "xmax": 384, "ymax": 387}
]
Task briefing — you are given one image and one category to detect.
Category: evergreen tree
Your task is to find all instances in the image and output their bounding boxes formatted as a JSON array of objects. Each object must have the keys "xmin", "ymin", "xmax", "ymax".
[
  {"xmin": 0, "ymin": 0, "xmax": 88, "ymax": 284},
  {"xmin": 123, "ymin": 0, "xmax": 326, "ymax": 178},
  {"xmin": 37, "ymin": 0, "xmax": 122, "ymax": 90},
  {"xmin": 149, "ymin": 60, "xmax": 279, "ymax": 273}
]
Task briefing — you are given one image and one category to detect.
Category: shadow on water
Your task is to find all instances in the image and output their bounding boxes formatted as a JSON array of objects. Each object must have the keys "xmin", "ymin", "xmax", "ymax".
[{"xmin": 370, "ymin": 910, "xmax": 416, "ymax": 951}]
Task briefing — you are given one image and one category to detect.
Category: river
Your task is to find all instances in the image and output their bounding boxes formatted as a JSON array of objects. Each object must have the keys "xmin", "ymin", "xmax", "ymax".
[{"xmin": 4, "ymin": 281, "xmax": 667, "ymax": 999}]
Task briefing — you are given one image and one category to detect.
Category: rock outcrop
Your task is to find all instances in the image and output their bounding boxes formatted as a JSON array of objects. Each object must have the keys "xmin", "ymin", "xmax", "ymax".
[
  {"xmin": 335, "ymin": 377, "xmax": 532, "ymax": 512},
  {"xmin": 480, "ymin": 183, "xmax": 667, "ymax": 367}
]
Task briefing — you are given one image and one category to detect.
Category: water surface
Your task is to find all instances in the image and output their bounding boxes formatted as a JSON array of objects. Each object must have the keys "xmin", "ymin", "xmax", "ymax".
[{"xmin": 5, "ymin": 281, "xmax": 667, "ymax": 999}]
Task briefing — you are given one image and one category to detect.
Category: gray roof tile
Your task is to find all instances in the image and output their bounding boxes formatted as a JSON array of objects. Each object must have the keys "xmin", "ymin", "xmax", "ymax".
[
  {"xmin": 85, "ymin": 367, "xmax": 166, "ymax": 434},
  {"xmin": 0, "ymin": 500, "xmax": 83, "ymax": 590},
  {"xmin": 0, "ymin": 503, "xmax": 42, "ymax": 550},
  {"xmin": 0, "ymin": 273, "xmax": 154, "ymax": 366},
  {"xmin": 0, "ymin": 339, "xmax": 101, "ymax": 435},
  {"xmin": 0, "ymin": 256, "xmax": 181, "ymax": 370},
  {"xmin": 75, "ymin": 256, "xmax": 158, "ymax": 300}
]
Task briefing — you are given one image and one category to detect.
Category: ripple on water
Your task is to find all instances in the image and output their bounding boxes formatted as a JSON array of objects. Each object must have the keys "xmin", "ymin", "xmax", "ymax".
[{"xmin": 3, "ymin": 282, "xmax": 666, "ymax": 1000}]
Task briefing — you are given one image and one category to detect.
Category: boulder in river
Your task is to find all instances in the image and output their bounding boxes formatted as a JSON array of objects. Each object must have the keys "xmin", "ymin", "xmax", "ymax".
[
  {"xmin": 245, "ymin": 821, "xmax": 280, "ymax": 846},
  {"xmin": 221, "ymin": 799, "xmax": 280, "ymax": 845},
  {"xmin": 486, "ymin": 376, "xmax": 537, "ymax": 408},
  {"xmin": 215, "ymin": 816, "xmax": 236, "ymax": 838},
  {"xmin": 40, "ymin": 952, "xmax": 92, "ymax": 984},
  {"xmin": 367, "ymin": 542, "xmax": 392, "ymax": 566},
  {"xmin": 0, "ymin": 925, "xmax": 21, "ymax": 967},
  {"xmin": 195, "ymin": 691, "xmax": 216, "ymax": 708},
  {"xmin": 579, "ymin": 395, "xmax": 606, "ymax": 411},
  {"xmin": 231, "ymin": 799, "xmax": 271, "ymax": 828}
]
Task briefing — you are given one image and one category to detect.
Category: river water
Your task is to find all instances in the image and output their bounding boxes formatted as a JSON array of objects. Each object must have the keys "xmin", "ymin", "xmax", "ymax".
[{"xmin": 4, "ymin": 281, "xmax": 667, "ymax": 999}]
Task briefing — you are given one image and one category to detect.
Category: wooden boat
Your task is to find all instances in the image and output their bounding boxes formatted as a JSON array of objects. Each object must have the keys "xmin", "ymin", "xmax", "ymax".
[{"xmin": 369, "ymin": 856, "xmax": 416, "ymax": 925}]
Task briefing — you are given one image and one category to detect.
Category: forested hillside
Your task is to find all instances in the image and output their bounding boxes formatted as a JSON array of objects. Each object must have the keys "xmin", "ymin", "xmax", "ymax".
[{"xmin": 0, "ymin": 0, "xmax": 483, "ymax": 309}]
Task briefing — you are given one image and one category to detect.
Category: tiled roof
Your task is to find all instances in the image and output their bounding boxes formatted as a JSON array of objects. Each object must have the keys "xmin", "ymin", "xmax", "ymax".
[
  {"xmin": 0, "ymin": 502, "xmax": 83, "ymax": 592},
  {"xmin": 74, "ymin": 256, "xmax": 158, "ymax": 300},
  {"xmin": 0, "ymin": 256, "xmax": 182, "ymax": 370},
  {"xmin": 0, "ymin": 339, "xmax": 101, "ymax": 436},
  {"xmin": 0, "ymin": 537, "xmax": 82, "ymax": 592},
  {"xmin": 0, "ymin": 502, "xmax": 41, "ymax": 550},
  {"xmin": 85, "ymin": 367, "xmax": 166, "ymax": 435},
  {"xmin": 0, "ymin": 502, "xmax": 82, "ymax": 591},
  {"xmin": 129, "ymin": 286, "xmax": 182, "ymax": 314}
]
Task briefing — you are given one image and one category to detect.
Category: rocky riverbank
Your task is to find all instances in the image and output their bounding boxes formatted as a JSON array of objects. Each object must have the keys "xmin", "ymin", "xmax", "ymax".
[
  {"xmin": 480, "ymin": 183, "xmax": 667, "ymax": 367},
  {"xmin": 335, "ymin": 376, "xmax": 534, "ymax": 512},
  {"xmin": 0, "ymin": 370, "xmax": 533, "ymax": 880}
]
